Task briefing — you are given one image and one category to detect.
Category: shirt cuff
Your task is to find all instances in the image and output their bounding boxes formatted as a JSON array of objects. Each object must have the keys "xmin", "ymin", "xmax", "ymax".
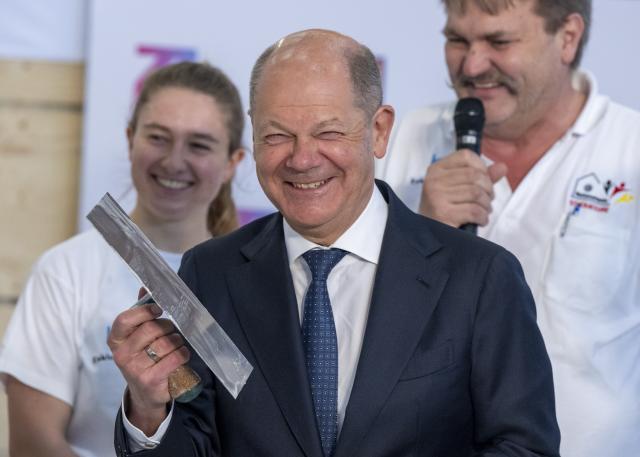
[{"xmin": 121, "ymin": 390, "xmax": 174, "ymax": 452}]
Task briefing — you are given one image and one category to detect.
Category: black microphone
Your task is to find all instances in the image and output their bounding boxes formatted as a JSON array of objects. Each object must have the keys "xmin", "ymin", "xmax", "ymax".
[{"xmin": 454, "ymin": 97, "xmax": 485, "ymax": 234}]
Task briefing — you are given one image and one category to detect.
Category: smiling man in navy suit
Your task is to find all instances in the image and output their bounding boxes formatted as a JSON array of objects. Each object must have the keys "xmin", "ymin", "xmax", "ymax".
[{"xmin": 109, "ymin": 29, "xmax": 560, "ymax": 456}]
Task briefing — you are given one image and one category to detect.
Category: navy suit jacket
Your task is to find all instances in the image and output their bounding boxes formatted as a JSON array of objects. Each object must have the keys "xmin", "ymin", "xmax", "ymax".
[{"xmin": 115, "ymin": 181, "xmax": 560, "ymax": 456}]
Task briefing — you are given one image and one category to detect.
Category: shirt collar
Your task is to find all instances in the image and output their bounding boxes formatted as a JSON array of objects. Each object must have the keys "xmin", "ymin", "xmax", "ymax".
[
  {"xmin": 283, "ymin": 185, "xmax": 389, "ymax": 266},
  {"xmin": 569, "ymin": 70, "xmax": 608, "ymax": 136}
]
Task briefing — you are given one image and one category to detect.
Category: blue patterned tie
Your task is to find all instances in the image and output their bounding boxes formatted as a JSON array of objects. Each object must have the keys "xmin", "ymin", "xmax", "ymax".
[{"xmin": 302, "ymin": 248, "xmax": 347, "ymax": 457}]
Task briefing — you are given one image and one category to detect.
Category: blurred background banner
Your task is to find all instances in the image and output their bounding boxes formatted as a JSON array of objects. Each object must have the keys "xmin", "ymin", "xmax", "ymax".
[
  {"xmin": 2, "ymin": 0, "xmax": 637, "ymax": 233},
  {"xmin": 78, "ymin": 0, "xmax": 448, "ymax": 229},
  {"xmin": 75, "ymin": 0, "xmax": 640, "ymax": 230}
]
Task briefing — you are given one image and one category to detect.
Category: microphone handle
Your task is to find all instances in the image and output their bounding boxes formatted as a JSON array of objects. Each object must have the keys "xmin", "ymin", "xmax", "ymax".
[{"xmin": 456, "ymin": 132, "xmax": 481, "ymax": 234}]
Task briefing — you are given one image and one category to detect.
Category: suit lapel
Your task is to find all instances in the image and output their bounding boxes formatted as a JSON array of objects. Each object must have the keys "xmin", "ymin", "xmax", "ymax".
[
  {"xmin": 226, "ymin": 215, "xmax": 323, "ymax": 457},
  {"xmin": 335, "ymin": 184, "xmax": 450, "ymax": 457}
]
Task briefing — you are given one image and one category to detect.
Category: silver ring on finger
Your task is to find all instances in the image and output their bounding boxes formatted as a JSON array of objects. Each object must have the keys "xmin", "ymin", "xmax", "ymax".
[{"xmin": 144, "ymin": 345, "xmax": 160, "ymax": 363}]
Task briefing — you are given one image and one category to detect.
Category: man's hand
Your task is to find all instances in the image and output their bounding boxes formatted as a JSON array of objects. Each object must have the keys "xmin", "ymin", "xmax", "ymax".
[
  {"xmin": 418, "ymin": 149, "xmax": 507, "ymax": 228},
  {"xmin": 108, "ymin": 288, "xmax": 191, "ymax": 436}
]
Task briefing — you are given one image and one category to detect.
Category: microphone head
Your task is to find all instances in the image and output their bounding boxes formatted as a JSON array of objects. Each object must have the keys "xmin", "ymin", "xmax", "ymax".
[{"xmin": 454, "ymin": 97, "xmax": 485, "ymax": 133}]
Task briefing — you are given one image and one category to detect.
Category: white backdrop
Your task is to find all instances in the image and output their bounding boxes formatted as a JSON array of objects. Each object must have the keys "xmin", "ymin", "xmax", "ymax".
[
  {"xmin": 0, "ymin": 0, "xmax": 636, "ymax": 229},
  {"xmin": 0, "ymin": 0, "xmax": 86, "ymax": 61},
  {"xmin": 78, "ymin": 0, "xmax": 450, "ymax": 228}
]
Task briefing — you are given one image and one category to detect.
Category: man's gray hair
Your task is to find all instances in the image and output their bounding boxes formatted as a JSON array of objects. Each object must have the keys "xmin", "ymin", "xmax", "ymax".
[{"xmin": 249, "ymin": 40, "xmax": 383, "ymax": 118}]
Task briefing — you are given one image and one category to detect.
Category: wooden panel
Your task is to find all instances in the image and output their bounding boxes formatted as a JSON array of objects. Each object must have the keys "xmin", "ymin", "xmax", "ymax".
[
  {"xmin": 0, "ymin": 59, "xmax": 84, "ymax": 301},
  {"xmin": 0, "ymin": 304, "xmax": 13, "ymax": 456},
  {"xmin": 0, "ymin": 60, "xmax": 84, "ymax": 104}
]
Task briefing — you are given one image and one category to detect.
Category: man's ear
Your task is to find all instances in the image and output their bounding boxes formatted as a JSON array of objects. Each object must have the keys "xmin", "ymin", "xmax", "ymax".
[
  {"xmin": 371, "ymin": 105, "xmax": 395, "ymax": 159},
  {"xmin": 558, "ymin": 12, "xmax": 585, "ymax": 66}
]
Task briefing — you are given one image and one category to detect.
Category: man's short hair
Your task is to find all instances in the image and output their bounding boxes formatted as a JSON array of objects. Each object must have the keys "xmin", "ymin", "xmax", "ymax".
[
  {"xmin": 249, "ymin": 39, "xmax": 383, "ymax": 119},
  {"xmin": 441, "ymin": 0, "xmax": 592, "ymax": 68}
]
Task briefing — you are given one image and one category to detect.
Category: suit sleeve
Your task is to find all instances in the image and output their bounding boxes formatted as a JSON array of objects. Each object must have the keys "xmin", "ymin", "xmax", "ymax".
[
  {"xmin": 114, "ymin": 248, "xmax": 221, "ymax": 457},
  {"xmin": 470, "ymin": 249, "xmax": 560, "ymax": 457}
]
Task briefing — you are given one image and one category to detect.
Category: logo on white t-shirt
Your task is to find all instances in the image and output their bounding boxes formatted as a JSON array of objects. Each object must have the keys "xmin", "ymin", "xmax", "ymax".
[{"xmin": 570, "ymin": 173, "xmax": 634, "ymax": 213}]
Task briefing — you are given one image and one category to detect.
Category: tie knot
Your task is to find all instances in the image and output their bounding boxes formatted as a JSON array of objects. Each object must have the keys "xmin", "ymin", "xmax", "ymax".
[{"xmin": 302, "ymin": 248, "xmax": 347, "ymax": 282}]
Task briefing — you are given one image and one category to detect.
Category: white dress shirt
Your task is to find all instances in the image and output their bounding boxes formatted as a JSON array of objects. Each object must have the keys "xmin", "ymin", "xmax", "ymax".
[
  {"xmin": 284, "ymin": 185, "xmax": 388, "ymax": 432},
  {"xmin": 125, "ymin": 185, "xmax": 389, "ymax": 450}
]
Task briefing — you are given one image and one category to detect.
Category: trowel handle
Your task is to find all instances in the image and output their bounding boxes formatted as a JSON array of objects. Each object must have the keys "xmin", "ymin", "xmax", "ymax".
[{"xmin": 131, "ymin": 292, "xmax": 203, "ymax": 403}]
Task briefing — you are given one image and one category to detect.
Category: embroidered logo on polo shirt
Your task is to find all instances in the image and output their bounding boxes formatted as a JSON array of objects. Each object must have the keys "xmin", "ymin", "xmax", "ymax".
[{"xmin": 569, "ymin": 173, "xmax": 634, "ymax": 213}]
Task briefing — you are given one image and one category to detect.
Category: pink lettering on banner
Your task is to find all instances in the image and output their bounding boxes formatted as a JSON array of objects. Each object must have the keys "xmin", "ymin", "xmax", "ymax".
[{"xmin": 133, "ymin": 45, "xmax": 198, "ymax": 97}]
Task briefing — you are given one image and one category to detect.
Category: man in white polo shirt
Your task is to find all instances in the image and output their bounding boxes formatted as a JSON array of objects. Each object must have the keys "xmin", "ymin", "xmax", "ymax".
[{"xmin": 378, "ymin": 1, "xmax": 640, "ymax": 456}]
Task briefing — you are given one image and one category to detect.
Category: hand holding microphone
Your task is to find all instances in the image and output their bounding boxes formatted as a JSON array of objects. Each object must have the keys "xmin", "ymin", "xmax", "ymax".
[{"xmin": 418, "ymin": 97, "xmax": 506, "ymax": 232}]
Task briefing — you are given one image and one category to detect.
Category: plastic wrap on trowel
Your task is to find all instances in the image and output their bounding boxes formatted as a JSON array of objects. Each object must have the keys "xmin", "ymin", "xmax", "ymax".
[{"xmin": 87, "ymin": 193, "xmax": 252, "ymax": 398}]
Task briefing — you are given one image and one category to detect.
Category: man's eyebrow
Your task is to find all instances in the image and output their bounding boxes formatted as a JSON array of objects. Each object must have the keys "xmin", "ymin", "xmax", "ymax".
[
  {"xmin": 142, "ymin": 122, "xmax": 171, "ymax": 132},
  {"xmin": 316, "ymin": 118, "xmax": 341, "ymax": 129},
  {"xmin": 190, "ymin": 132, "xmax": 220, "ymax": 144},
  {"xmin": 257, "ymin": 117, "xmax": 343, "ymax": 133},
  {"xmin": 260, "ymin": 120, "xmax": 289, "ymax": 132},
  {"xmin": 484, "ymin": 31, "xmax": 513, "ymax": 40},
  {"xmin": 442, "ymin": 26, "xmax": 457, "ymax": 36},
  {"xmin": 442, "ymin": 27, "xmax": 513, "ymax": 40}
]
